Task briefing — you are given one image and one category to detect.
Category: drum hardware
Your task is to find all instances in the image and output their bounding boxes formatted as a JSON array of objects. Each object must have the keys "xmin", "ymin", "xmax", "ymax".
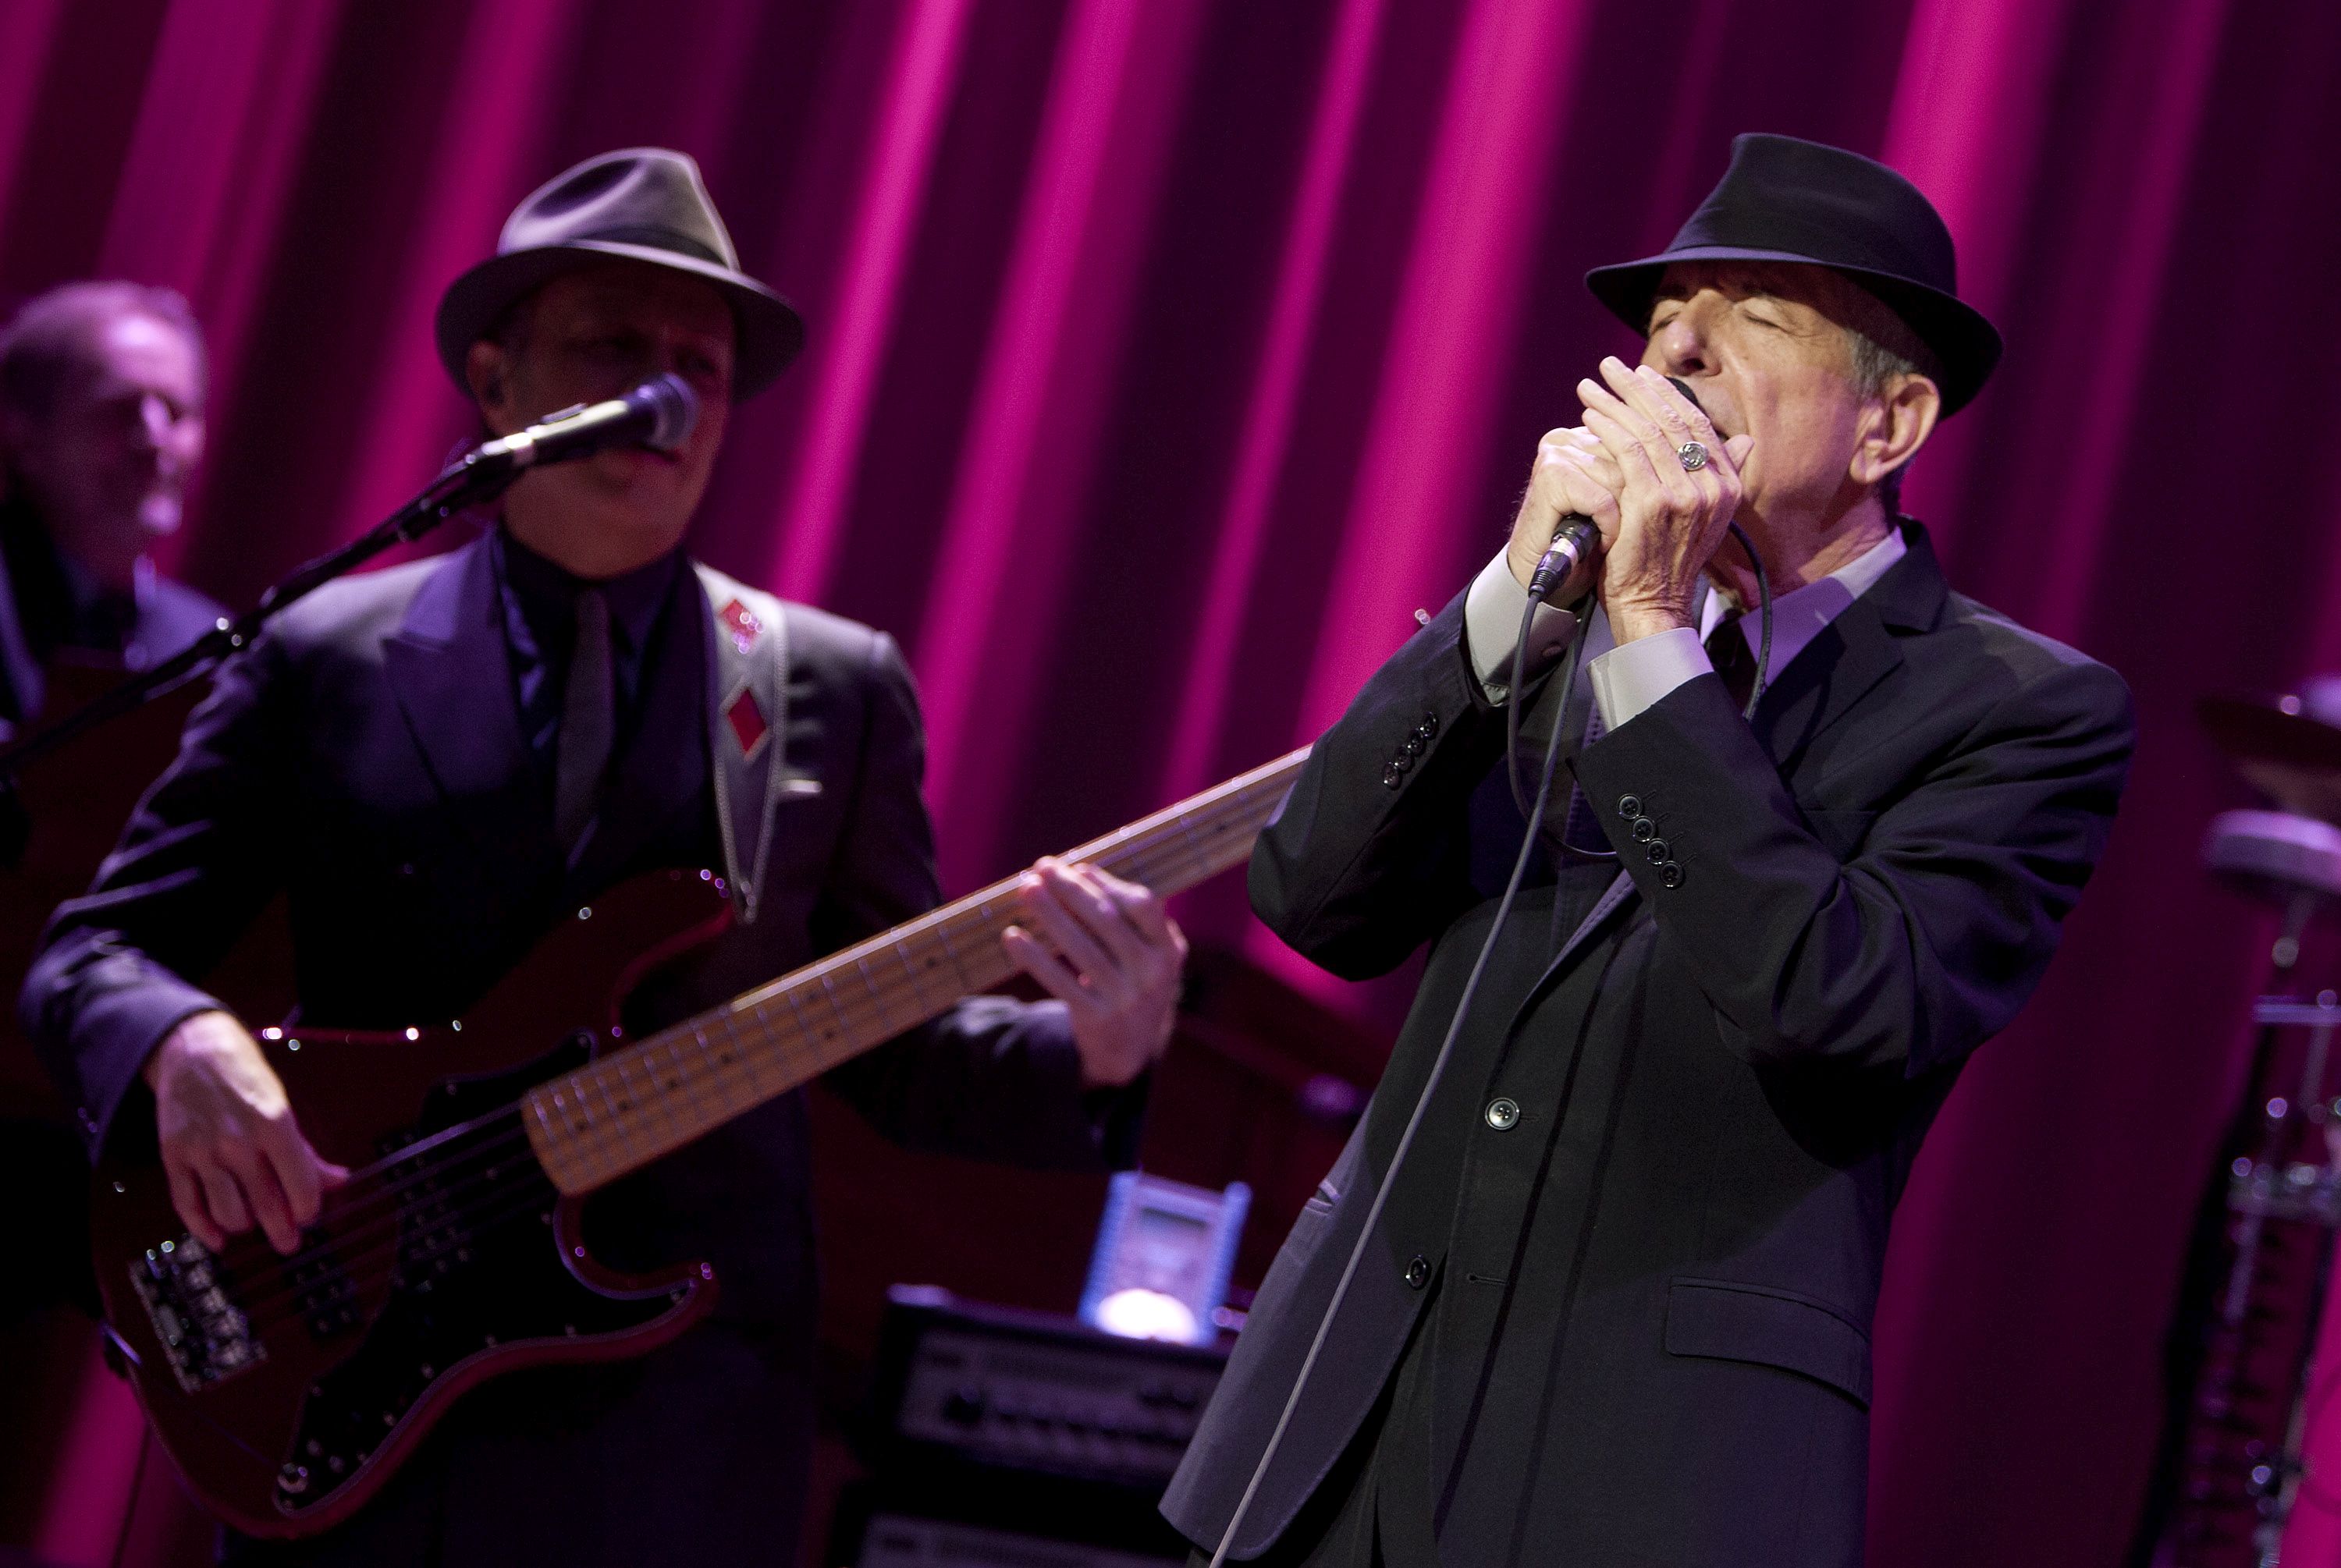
[{"xmin": 2138, "ymin": 690, "xmax": 2341, "ymax": 1566}]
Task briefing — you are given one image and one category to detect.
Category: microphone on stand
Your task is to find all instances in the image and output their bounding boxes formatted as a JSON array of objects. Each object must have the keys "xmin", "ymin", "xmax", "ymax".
[{"xmin": 463, "ymin": 373, "xmax": 700, "ymax": 474}]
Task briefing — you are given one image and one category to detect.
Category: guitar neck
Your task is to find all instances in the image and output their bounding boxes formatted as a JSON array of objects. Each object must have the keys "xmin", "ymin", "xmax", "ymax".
[{"xmin": 520, "ymin": 747, "xmax": 1312, "ymax": 1195}]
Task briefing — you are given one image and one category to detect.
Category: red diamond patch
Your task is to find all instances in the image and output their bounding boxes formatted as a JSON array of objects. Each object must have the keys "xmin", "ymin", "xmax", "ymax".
[
  {"xmin": 724, "ymin": 689, "xmax": 769, "ymax": 756},
  {"xmin": 719, "ymin": 598, "xmax": 762, "ymax": 655}
]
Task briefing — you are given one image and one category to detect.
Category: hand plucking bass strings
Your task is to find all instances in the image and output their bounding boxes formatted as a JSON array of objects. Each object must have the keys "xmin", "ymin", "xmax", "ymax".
[{"xmin": 144, "ymin": 857, "xmax": 1185, "ymax": 1255}]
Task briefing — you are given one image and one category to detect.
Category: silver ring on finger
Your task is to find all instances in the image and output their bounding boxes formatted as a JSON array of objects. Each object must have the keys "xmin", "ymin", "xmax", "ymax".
[{"xmin": 1676, "ymin": 441, "xmax": 1709, "ymax": 472}]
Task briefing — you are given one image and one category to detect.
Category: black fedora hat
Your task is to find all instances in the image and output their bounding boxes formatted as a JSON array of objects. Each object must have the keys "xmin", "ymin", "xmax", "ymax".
[
  {"xmin": 1585, "ymin": 133, "xmax": 2002, "ymax": 414},
  {"xmin": 435, "ymin": 147, "xmax": 805, "ymax": 401}
]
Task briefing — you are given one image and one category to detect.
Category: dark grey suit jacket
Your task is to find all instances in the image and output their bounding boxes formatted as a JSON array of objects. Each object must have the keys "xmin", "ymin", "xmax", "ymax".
[
  {"xmin": 22, "ymin": 534, "xmax": 1128, "ymax": 1562},
  {"xmin": 1162, "ymin": 527, "xmax": 2133, "ymax": 1566}
]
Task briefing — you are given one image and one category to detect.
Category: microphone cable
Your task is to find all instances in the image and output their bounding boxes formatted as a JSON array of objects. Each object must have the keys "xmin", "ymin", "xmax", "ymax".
[
  {"xmin": 1210, "ymin": 506, "xmax": 1772, "ymax": 1566},
  {"xmin": 1515, "ymin": 517, "xmax": 1771, "ymax": 860},
  {"xmin": 1207, "ymin": 581, "xmax": 1578, "ymax": 1567}
]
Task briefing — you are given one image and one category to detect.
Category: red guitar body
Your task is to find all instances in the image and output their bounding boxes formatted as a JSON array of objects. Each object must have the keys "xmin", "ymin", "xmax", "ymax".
[{"xmin": 88, "ymin": 867, "xmax": 734, "ymax": 1538}]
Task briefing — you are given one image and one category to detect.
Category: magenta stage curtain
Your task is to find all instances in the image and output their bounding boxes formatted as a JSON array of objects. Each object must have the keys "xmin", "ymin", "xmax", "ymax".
[{"xmin": 5, "ymin": 1, "xmax": 2338, "ymax": 1562}]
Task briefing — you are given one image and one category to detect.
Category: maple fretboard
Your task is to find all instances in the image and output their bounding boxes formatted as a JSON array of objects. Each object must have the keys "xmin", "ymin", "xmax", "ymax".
[{"xmin": 520, "ymin": 747, "xmax": 1311, "ymax": 1194}]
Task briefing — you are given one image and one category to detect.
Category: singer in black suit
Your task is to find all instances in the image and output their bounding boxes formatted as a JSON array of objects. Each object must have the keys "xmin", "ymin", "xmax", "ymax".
[
  {"xmin": 22, "ymin": 149, "xmax": 1189, "ymax": 1566},
  {"xmin": 1162, "ymin": 136, "xmax": 2134, "ymax": 1567}
]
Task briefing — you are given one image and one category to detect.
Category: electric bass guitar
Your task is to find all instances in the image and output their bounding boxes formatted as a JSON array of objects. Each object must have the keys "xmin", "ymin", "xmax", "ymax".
[{"xmin": 89, "ymin": 747, "xmax": 1309, "ymax": 1538}]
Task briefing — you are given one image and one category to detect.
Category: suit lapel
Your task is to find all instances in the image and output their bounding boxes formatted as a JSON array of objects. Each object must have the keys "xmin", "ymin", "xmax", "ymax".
[
  {"xmin": 380, "ymin": 537, "xmax": 556, "ymax": 863},
  {"xmin": 1751, "ymin": 521, "xmax": 1949, "ymax": 773},
  {"xmin": 1750, "ymin": 605, "xmax": 1899, "ymax": 772},
  {"xmin": 1503, "ymin": 525, "xmax": 1954, "ymax": 1027}
]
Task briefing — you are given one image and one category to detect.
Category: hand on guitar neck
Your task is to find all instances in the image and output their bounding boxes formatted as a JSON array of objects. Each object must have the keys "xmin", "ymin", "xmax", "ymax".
[
  {"xmin": 1004, "ymin": 857, "xmax": 1188, "ymax": 1090},
  {"xmin": 142, "ymin": 1010, "xmax": 350, "ymax": 1255},
  {"xmin": 138, "ymin": 857, "xmax": 1184, "ymax": 1258}
]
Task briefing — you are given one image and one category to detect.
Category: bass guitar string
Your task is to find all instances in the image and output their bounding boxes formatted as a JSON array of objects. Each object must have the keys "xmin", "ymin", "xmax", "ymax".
[
  {"xmin": 205, "ymin": 1114, "xmax": 537, "ymax": 1283},
  {"xmin": 199, "ymin": 820, "xmax": 1233, "ymax": 1328},
  {"xmin": 535, "ymin": 797, "xmax": 1259, "ymax": 1174},
  {"xmin": 194, "ymin": 770, "xmax": 1296, "ymax": 1337},
  {"xmin": 210, "ymin": 1119, "xmax": 547, "ymax": 1335},
  {"xmin": 233, "ymin": 1164, "xmax": 570, "ymax": 1345}
]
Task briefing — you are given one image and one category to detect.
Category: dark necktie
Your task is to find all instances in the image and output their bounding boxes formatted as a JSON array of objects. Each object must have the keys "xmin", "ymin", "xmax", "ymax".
[
  {"xmin": 554, "ymin": 587, "xmax": 614, "ymax": 855},
  {"xmin": 1706, "ymin": 612, "xmax": 1759, "ymax": 711}
]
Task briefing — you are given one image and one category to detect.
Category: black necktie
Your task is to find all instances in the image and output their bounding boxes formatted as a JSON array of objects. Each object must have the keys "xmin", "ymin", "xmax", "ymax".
[
  {"xmin": 554, "ymin": 587, "xmax": 614, "ymax": 856},
  {"xmin": 1706, "ymin": 613, "xmax": 1759, "ymax": 711}
]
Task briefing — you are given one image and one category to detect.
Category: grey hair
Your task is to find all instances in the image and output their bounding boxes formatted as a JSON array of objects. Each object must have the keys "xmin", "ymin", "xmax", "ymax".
[
  {"xmin": 0, "ymin": 280, "xmax": 208, "ymax": 424},
  {"xmin": 1838, "ymin": 290, "xmax": 1941, "ymax": 517}
]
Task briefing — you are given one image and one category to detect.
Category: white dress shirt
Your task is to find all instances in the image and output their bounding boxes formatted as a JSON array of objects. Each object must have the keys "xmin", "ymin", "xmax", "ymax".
[{"xmin": 1462, "ymin": 527, "xmax": 1909, "ymax": 729}]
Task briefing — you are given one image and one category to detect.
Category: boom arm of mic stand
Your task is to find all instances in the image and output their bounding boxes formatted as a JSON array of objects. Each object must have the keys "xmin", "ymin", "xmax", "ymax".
[{"xmin": 0, "ymin": 454, "xmax": 524, "ymax": 797}]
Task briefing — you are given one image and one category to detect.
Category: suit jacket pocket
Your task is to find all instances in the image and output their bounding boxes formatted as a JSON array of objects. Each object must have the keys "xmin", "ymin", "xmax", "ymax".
[{"xmin": 1664, "ymin": 1277, "xmax": 1872, "ymax": 1407}]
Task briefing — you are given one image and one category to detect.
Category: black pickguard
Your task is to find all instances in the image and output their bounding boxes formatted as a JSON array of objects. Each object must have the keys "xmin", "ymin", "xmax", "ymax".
[{"xmin": 274, "ymin": 1038, "xmax": 704, "ymax": 1517}]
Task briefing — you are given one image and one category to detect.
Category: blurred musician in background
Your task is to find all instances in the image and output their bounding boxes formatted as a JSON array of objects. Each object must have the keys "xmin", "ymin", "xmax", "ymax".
[
  {"xmin": 0, "ymin": 281, "xmax": 223, "ymax": 1321},
  {"xmin": 0, "ymin": 280, "xmax": 222, "ymax": 735}
]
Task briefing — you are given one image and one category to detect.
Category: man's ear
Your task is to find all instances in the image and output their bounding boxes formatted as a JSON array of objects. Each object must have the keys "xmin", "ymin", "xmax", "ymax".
[
  {"xmin": 1850, "ymin": 373, "xmax": 1941, "ymax": 490},
  {"xmin": 464, "ymin": 339, "xmax": 517, "ymax": 435}
]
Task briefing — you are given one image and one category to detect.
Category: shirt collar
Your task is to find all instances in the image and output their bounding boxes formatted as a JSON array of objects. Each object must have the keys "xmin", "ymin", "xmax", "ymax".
[
  {"xmin": 1697, "ymin": 525, "xmax": 1908, "ymax": 673},
  {"xmin": 493, "ymin": 527, "xmax": 682, "ymax": 652}
]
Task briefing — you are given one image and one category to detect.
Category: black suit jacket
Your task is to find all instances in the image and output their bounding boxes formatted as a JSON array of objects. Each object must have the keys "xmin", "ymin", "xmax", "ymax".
[
  {"xmin": 1163, "ymin": 526, "xmax": 2133, "ymax": 1566},
  {"xmin": 22, "ymin": 534, "xmax": 1127, "ymax": 1561},
  {"xmin": 0, "ymin": 496, "xmax": 224, "ymax": 733}
]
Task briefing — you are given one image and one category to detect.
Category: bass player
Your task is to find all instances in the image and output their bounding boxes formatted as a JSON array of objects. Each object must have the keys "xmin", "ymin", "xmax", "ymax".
[{"xmin": 21, "ymin": 147, "xmax": 1188, "ymax": 1566}]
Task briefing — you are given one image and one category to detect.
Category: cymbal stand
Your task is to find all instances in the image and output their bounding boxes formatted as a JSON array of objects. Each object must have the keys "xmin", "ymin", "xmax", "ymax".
[{"xmin": 2155, "ymin": 811, "xmax": 2341, "ymax": 1566}]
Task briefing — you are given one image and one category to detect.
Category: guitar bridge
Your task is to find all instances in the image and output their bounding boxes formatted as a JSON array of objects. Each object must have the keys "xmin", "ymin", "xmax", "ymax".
[{"xmin": 128, "ymin": 1236, "xmax": 265, "ymax": 1391}]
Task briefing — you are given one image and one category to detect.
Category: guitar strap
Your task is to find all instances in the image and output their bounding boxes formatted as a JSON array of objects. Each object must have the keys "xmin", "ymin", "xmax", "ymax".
[{"xmin": 692, "ymin": 562, "xmax": 799, "ymax": 926}]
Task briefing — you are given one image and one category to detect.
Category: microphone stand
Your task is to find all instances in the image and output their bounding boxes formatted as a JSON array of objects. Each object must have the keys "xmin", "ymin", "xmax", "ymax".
[{"xmin": 0, "ymin": 449, "xmax": 524, "ymax": 862}]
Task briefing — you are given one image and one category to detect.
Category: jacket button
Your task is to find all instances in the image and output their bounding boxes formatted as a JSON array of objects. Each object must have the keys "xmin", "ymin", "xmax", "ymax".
[
  {"xmin": 1618, "ymin": 793, "xmax": 1643, "ymax": 818},
  {"xmin": 1661, "ymin": 862, "xmax": 1686, "ymax": 889},
  {"xmin": 1401, "ymin": 734, "xmax": 1425, "ymax": 757},
  {"xmin": 1403, "ymin": 1255, "xmax": 1431, "ymax": 1289},
  {"xmin": 1382, "ymin": 764, "xmax": 1405, "ymax": 789},
  {"xmin": 1630, "ymin": 816, "xmax": 1657, "ymax": 843},
  {"xmin": 1420, "ymin": 712, "xmax": 1438, "ymax": 736},
  {"xmin": 1484, "ymin": 1098, "xmax": 1520, "ymax": 1130},
  {"xmin": 1643, "ymin": 839, "xmax": 1670, "ymax": 865}
]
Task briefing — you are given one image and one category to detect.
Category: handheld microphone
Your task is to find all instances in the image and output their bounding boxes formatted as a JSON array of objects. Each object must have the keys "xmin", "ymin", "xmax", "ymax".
[
  {"xmin": 466, "ymin": 373, "xmax": 700, "ymax": 473},
  {"xmin": 1525, "ymin": 375, "xmax": 1710, "ymax": 606},
  {"xmin": 1526, "ymin": 516, "xmax": 1600, "ymax": 605}
]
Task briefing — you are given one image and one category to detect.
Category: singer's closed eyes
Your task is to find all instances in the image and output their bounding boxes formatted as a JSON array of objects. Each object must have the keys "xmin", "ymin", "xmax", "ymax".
[{"xmin": 1164, "ymin": 134, "xmax": 2131, "ymax": 1568}]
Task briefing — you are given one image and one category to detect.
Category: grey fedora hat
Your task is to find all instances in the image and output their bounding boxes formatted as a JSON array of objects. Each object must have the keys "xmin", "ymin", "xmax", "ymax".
[
  {"xmin": 435, "ymin": 147, "xmax": 805, "ymax": 400},
  {"xmin": 1585, "ymin": 133, "xmax": 2002, "ymax": 414}
]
